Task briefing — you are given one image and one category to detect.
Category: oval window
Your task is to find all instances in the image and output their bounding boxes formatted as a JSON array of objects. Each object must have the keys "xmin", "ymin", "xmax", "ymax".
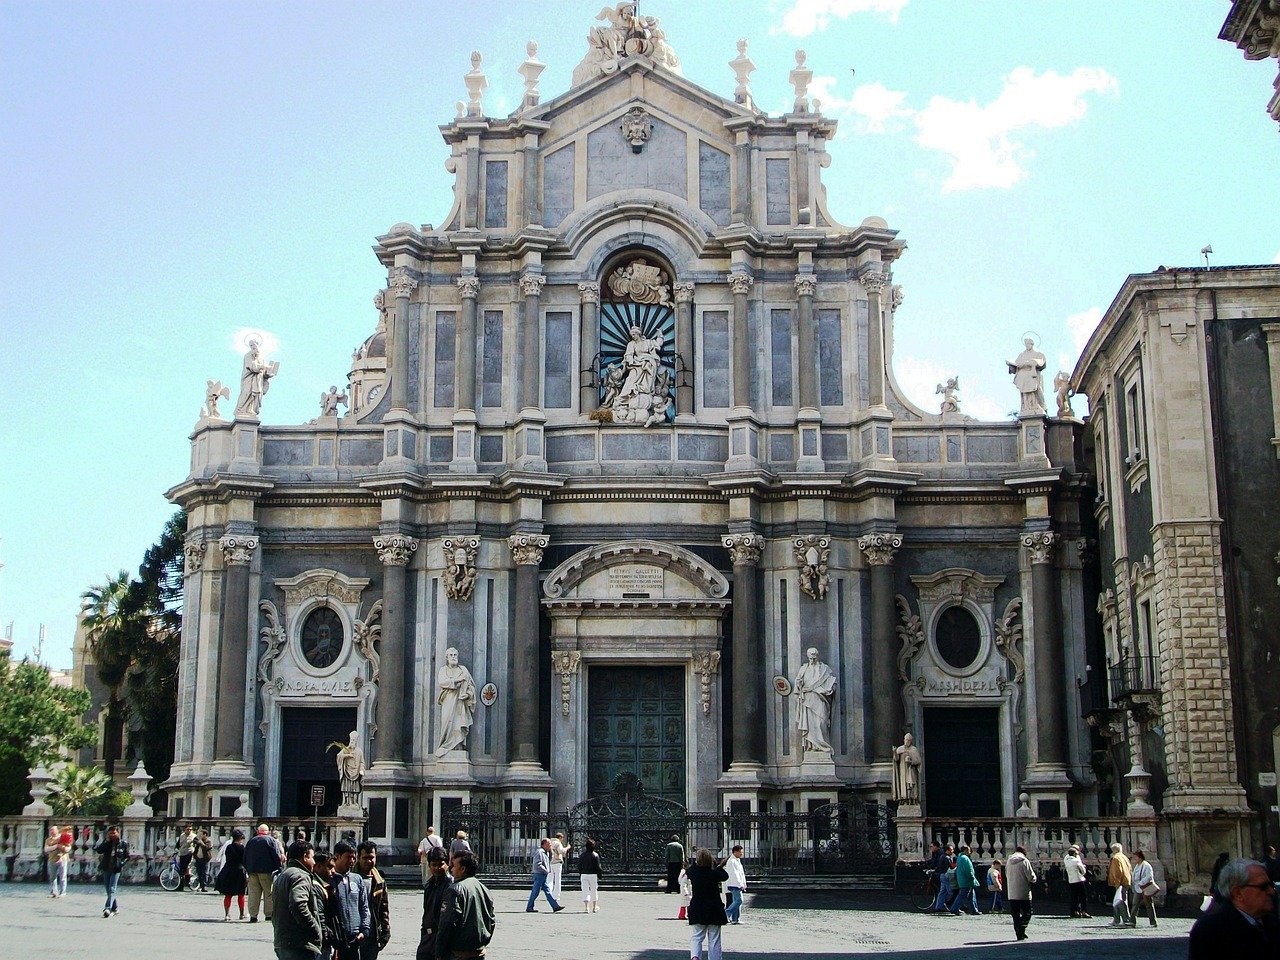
[
  {"xmin": 935, "ymin": 606, "xmax": 981, "ymax": 670},
  {"xmin": 300, "ymin": 606, "xmax": 344, "ymax": 669}
]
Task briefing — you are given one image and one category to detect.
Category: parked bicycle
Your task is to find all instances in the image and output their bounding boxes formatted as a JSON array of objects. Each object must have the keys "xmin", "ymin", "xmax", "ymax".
[{"xmin": 158, "ymin": 853, "xmax": 188, "ymax": 892}]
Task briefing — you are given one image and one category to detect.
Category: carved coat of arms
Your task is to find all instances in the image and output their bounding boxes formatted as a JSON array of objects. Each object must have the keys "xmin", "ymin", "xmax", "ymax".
[{"xmin": 620, "ymin": 106, "xmax": 653, "ymax": 153}]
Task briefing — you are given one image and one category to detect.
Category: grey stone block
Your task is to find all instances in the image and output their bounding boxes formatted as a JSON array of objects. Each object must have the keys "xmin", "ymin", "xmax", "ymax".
[
  {"xmin": 698, "ymin": 141, "xmax": 730, "ymax": 227},
  {"xmin": 547, "ymin": 433, "xmax": 596, "ymax": 463},
  {"xmin": 821, "ymin": 430, "xmax": 848, "ymax": 462},
  {"xmin": 702, "ymin": 310, "xmax": 730, "ymax": 408},
  {"xmin": 770, "ymin": 433, "xmax": 794, "ymax": 463},
  {"xmin": 543, "ymin": 144, "xmax": 575, "ymax": 227},
  {"xmin": 766, "ymin": 157, "xmax": 791, "ymax": 225},
  {"xmin": 677, "ymin": 433, "xmax": 728, "ymax": 462},
  {"xmin": 857, "ymin": 301, "xmax": 869, "ymax": 405},
  {"xmin": 262, "ymin": 439, "xmax": 312, "ymax": 466},
  {"xmin": 587, "ymin": 116, "xmax": 687, "ymax": 200},
  {"xmin": 339, "ymin": 438, "xmax": 382, "ymax": 465},
  {"xmin": 818, "ymin": 308, "xmax": 843, "ymax": 406},
  {"xmin": 967, "ymin": 434, "xmax": 1018, "ymax": 463},
  {"xmin": 478, "ymin": 434, "xmax": 505, "ymax": 463},
  {"xmin": 947, "ymin": 435, "xmax": 962, "ymax": 461},
  {"xmin": 482, "ymin": 310, "xmax": 504, "ymax": 408},
  {"xmin": 602, "ymin": 432, "xmax": 672, "ymax": 461},
  {"xmin": 429, "ymin": 436, "xmax": 453, "ymax": 462},
  {"xmin": 544, "ymin": 312, "xmax": 573, "ymax": 408},
  {"xmin": 892, "ymin": 435, "xmax": 940, "ymax": 463},
  {"xmin": 434, "ymin": 311, "xmax": 457, "ymax": 408},
  {"xmin": 771, "ymin": 308, "xmax": 794, "ymax": 406},
  {"xmin": 484, "ymin": 160, "xmax": 508, "ymax": 229}
]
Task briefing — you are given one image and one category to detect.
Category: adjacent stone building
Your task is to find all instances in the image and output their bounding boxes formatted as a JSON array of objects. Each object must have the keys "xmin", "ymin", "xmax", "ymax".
[
  {"xmin": 164, "ymin": 10, "xmax": 1096, "ymax": 862},
  {"xmin": 1220, "ymin": 0, "xmax": 1280, "ymax": 130},
  {"xmin": 1072, "ymin": 264, "xmax": 1280, "ymax": 890}
]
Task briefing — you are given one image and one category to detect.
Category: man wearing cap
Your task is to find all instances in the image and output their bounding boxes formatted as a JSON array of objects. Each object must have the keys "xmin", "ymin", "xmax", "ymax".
[
  {"xmin": 417, "ymin": 846, "xmax": 452, "ymax": 960},
  {"xmin": 1063, "ymin": 845, "xmax": 1089, "ymax": 918}
]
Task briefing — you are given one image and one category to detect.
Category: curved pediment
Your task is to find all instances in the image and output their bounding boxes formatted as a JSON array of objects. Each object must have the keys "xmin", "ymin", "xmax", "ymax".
[{"xmin": 543, "ymin": 539, "xmax": 728, "ymax": 601}]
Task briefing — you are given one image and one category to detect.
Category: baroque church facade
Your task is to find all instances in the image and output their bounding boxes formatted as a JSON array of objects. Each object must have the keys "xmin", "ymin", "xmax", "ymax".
[{"xmin": 164, "ymin": 8, "xmax": 1097, "ymax": 856}]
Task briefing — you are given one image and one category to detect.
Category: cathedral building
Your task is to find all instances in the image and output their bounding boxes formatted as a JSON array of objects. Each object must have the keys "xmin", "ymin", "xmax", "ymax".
[{"xmin": 164, "ymin": 7, "xmax": 1098, "ymax": 867}]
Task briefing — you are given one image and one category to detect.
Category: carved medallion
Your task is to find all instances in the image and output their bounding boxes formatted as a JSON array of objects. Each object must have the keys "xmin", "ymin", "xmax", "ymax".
[
  {"xmin": 480, "ymin": 682, "xmax": 498, "ymax": 707},
  {"xmin": 620, "ymin": 106, "xmax": 653, "ymax": 153}
]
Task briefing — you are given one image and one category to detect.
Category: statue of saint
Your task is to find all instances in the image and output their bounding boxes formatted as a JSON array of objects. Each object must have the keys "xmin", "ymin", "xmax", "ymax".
[
  {"xmin": 893, "ymin": 732, "xmax": 922, "ymax": 803},
  {"xmin": 335, "ymin": 731, "xmax": 364, "ymax": 807},
  {"xmin": 436, "ymin": 647, "xmax": 477, "ymax": 756},
  {"xmin": 615, "ymin": 325, "xmax": 663, "ymax": 408},
  {"xmin": 1006, "ymin": 337, "xmax": 1047, "ymax": 416},
  {"xmin": 793, "ymin": 647, "xmax": 836, "ymax": 753},
  {"xmin": 235, "ymin": 338, "xmax": 279, "ymax": 417}
]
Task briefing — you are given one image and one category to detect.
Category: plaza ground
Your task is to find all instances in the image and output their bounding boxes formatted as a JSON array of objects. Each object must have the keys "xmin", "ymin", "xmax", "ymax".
[{"xmin": 1, "ymin": 882, "xmax": 1196, "ymax": 959}]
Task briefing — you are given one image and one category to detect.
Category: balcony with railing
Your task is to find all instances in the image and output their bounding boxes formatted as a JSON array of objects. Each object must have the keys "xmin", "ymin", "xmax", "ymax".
[{"xmin": 1108, "ymin": 655, "xmax": 1161, "ymax": 723}]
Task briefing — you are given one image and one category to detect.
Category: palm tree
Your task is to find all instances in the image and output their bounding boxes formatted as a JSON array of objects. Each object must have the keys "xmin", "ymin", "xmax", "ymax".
[
  {"xmin": 48, "ymin": 763, "xmax": 113, "ymax": 816},
  {"xmin": 80, "ymin": 570, "xmax": 142, "ymax": 775}
]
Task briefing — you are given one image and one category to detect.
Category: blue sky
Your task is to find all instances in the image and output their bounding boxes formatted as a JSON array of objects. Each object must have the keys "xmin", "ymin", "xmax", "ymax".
[{"xmin": 1, "ymin": 0, "xmax": 1276, "ymax": 668}]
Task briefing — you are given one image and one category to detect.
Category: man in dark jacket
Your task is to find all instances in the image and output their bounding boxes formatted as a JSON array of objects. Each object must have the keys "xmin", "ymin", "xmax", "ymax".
[
  {"xmin": 417, "ymin": 847, "xmax": 453, "ymax": 960},
  {"xmin": 356, "ymin": 841, "xmax": 390, "ymax": 958},
  {"xmin": 437, "ymin": 852, "xmax": 496, "ymax": 960},
  {"xmin": 1189, "ymin": 858, "xmax": 1279, "ymax": 958},
  {"xmin": 246, "ymin": 824, "xmax": 286, "ymax": 922},
  {"xmin": 314, "ymin": 852, "xmax": 342, "ymax": 960},
  {"xmin": 94, "ymin": 825, "xmax": 129, "ymax": 918},
  {"xmin": 272, "ymin": 840, "xmax": 324, "ymax": 960},
  {"xmin": 665, "ymin": 835, "xmax": 684, "ymax": 894}
]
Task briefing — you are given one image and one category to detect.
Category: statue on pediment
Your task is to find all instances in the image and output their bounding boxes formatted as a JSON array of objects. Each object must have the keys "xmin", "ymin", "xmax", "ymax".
[{"xmin": 572, "ymin": 3, "xmax": 681, "ymax": 87}]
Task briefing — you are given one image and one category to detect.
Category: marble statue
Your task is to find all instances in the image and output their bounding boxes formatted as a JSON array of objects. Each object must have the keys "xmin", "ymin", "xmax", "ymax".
[
  {"xmin": 335, "ymin": 731, "xmax": 364, "ymax": 807},
  {"xmin": 443, "ymin": 537, "xmax": 479, "ymax": 602},
  {"xmin": 608, "ymin": 258, "xmax": 671, "ymax": 306},
  {"xmin": 203, "ymin": 379, "xmax": 230, "ymax": 419},
  {"xmin": 598, "ymin": 325, "xmax": 672, "ymax": 427},
  {"xmin": 600, "ymin": 363, "xmax": 625, "ymax": 409},
  {"xmin": 793, "ymin": 535, "xmax": 830, "ymax": 601},
  {"xmin": 1053, "ymin": 370, "xmax": 1074, "ymax": 418},
  {"xmin": 892, "ymin": 732, "xmax": 921, "ymax": 803},
  {"xmin": 936, "ymin": 376, "xmax": 960, "ymax": 414},
  {"xmin": 436, "ymin": 647, "xmax": 476, "ymax": 756},
  {"xmin": 571, "ymin": 3, "xmax": 680, "ymax": 86},
  {"xmin": 618, "ymin": 325, "xmax": 662, "ymax": 405},
  {"xmin": 793, "ymin": 647, "xmax": 836, "ymax": 752},
  {"xmin": 1006, "ymin": 337, "xmax": 1047, "ymax": 416},
  {"xmin": 235, "ymin": 338, "xmax": 279, "ymax": 418},
  {"xmin": 320, "ymin": 385, "xmax": 348, "ymax": 418}
]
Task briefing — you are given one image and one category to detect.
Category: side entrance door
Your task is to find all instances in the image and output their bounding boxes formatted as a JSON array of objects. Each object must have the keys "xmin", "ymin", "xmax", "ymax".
[
  {"xmin": 922, "ymin": 706, "xmax": 1002, "ymax": 818},
  {"xmin": 279, "ymin": 706, "xmax": 357, "ymax": 817},
  {"xmin": 587, "ymin": 665, "xmax": 685, "ymax": 804}
]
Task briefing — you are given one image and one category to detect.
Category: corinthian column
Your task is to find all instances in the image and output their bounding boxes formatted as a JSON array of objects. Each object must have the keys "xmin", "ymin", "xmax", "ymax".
[
  {"xmin": 674, "ymin": 281, "xmax": 696, "ymax": 415},
  {"xmin": 728, "ymin": 272, "xmax": 754, "ymax": 410},
  {"xmin": 389, "ymin": 270, "xmax": 418, "ymax": 411},
  {"xmin": 858, "ymin": 270, "xmax": 889, "ymax": 408},
  {"xmin": 508, "ymin": 534, "xmax": 550, "ymax": 769},
  {"xmin": 456, "ymin": 276, "xmax": 480, "ymax": 412},
  {"xmin": 795, "ymin": 274, "xmax": 818, "ymax": 409},
  {"xmin": 373, "ymin": 534, "xmax": 418, "ymax": 764},
  {"xmin": 723, "ymin": 533, "xmax": 765, "ymax": 768},
  {"xmin": 214, "ymin": 535, "xmax": 258, "ymax": 762},
  {"xmin": 578, "ymin": 282, "xmax": 600, "ymax": 414},
  {"xmin": 859, "ymin": 532, "xmax": 903, "ymax": 764},
  {"xmin": 519, "ymin": 273, "xmax": 546, "ymax": 412},
  {"xmin": 1023, "ymin": 531, "xmax": 1067, "ymax": 767}
]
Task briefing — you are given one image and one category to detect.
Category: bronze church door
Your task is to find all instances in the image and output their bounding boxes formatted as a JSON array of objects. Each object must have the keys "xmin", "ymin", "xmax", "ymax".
[{"xmin": 587, "ymin": 666, "xmax": 685, "ymax": 804}]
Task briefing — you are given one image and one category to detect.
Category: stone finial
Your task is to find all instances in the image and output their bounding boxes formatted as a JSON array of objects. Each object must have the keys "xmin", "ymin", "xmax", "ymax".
[
  {"xmin": 465, "ymin": 51, "xmax": 488, "ymax": 117},
  {"xmin": 730, "ymin": 38, "xmax": 756, "ymax": 108},
  {"xmin": 122, "ymin": 762, "xmax": 153, "ymax": 818},
  {"xmin": 519, "ymin": 40, "xmax": 545, "ymax": 110},
  {"xmin": 374, "ymin": 535, "xmax": 420, "ymax": 567},
  {"xmin": 455, "ymin": 101, "xmax": 465, "ymax": 120},
  {"xmin": 789, "ymin": 49, "xmax": 812, "ymax": 113},
  {"xmin": 21, "ymin": 764, "xmax": 53, "ymax": 817}
]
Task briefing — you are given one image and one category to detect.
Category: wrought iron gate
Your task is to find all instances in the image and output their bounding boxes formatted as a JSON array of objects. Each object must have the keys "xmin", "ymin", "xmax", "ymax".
[{"xmin": 569, "ymin": 773, "xmax": 685, "ymax": 873}]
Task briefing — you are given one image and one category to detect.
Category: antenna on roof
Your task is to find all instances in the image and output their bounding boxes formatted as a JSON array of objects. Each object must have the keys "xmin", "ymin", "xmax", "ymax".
[{"xmin": 1201, "ymin": 244, "xmax": 1213, "ymax": 267}]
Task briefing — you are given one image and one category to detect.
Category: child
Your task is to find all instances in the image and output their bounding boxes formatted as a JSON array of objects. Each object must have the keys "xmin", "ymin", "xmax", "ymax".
[
  {"xmin": 677, "ymin": 858, "xmax": 692, "ymax": 920},
  {"xmin": 986, "ymin": 858, "xmax": 1004, "ymax": 913}
]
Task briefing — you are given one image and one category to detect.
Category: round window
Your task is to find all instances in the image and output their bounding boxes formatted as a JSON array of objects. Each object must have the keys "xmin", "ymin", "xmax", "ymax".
[
  {"xmin": 300, "ymin": 606, "xmax": 345, "ymax": 669},
  {"xmin": 935, "ymin": 606, "xmax": 981, "ymax": 670}
]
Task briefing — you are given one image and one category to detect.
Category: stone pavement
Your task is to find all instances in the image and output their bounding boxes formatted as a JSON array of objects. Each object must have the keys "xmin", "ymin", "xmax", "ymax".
[{"xmin": 2, "ymin": 883, "xmax": 1195, "ymax": 959}]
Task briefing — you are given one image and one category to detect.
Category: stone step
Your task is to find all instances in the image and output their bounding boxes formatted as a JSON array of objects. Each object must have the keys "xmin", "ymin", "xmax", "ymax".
[{"xmin": 381, "ymin": 866, "xmax": 892, "ymax": 893}]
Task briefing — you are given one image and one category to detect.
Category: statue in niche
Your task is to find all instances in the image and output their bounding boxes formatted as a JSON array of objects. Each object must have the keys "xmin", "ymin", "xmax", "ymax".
[
  {"xmin": 600, "ymin": 363, "xmax": 626, "ymax": 409},
  {"xmin": 893, "ymin": 732, "xmax": 922, "ymax": 803},
  {"xmin": 203, "ymin": 379, "xmax": 230, "ymax": 419},
  {"xmin": 319, "ymin": 385, "xmax": 348, "ymax": 418},
  {"xmin": 618, "ymin": 325, "xmax": 663, "ymax": 406},
  {"xmin": 1006, "ymin": 337, "xmax": 1047, "ymax": 416},
  {"xmin": 334, "ymin": 731, "xmax": 364, "ymax": 808},
  {"xmin": 235, "ymin": 338, "xmax": 280, "ymax": 417},
  {"xmin": 436, "ymin": 647, "xmax": 477, "ymax": 756},
  {"xmin": 793, "ymin": 647, "xmax": 836, "ymax": 753}
]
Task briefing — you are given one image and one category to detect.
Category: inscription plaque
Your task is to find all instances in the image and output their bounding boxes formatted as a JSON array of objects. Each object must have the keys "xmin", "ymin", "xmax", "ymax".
[{"xmin": 606, "ymin": 564, "xmax": 664, "ymax": 598}]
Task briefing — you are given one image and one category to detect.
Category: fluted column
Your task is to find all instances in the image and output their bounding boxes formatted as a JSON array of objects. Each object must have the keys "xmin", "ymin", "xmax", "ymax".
[
  {"xmin": 456, "ymin": 276, "xmax": 479, "ymax": 412},
  {"xmin": 578, "ymin": 282, "xmax": 600, "ymax": 414},
  {"xmin": 508, "ymin": 534, "xmax": 550, "ymax": 768},
  {"xmin": 859, "ymin": 270, "xmax": 889, "ymax": 408},
  {"xmin": 389, "ymin": 270, "xmax": 418, "ymax": 411},
  {"xmin": 674, "ymin": 281, "xmax": 696, "ymax": 415},
  {"xmin": 519, "ymin": 273, "xmax": 546, "ymax": 412},
  {"xmin": 214, "ymin": 535, "xmax": 257, "ymax": 762},
  {"xmin": 373, "ymin": 534, "xmax": 418, "ymax": 764},
  {"xmin": 728, "ymin": 272, "xmax": 754, "ymax": 409},
  {"xmin": 723, "ymin": 533, "xmax": 765, "ymax": 768},
  {"xmin": 859, "ymin": 533, "xmax": 903, "ymax": 764},
  {"xmin": 1024, "ymin": 531, "xmax": 1067, "ymax": 766}
]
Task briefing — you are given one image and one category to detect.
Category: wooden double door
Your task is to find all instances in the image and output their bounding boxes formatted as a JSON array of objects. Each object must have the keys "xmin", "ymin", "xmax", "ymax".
[{"xmin": 586, "ymin": 666, "xmax": 686, "ymax": 804}]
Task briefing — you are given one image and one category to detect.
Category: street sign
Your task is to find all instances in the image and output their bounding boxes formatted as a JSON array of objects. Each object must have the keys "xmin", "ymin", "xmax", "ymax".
[{"xmin": 311, "ymin": 785, "xmax": 326, "ymax": 808}]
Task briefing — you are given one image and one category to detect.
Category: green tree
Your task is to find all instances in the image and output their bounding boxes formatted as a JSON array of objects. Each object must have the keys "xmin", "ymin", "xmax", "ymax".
[
  {"xmin": 48, "ymin": 762, "xmax": 114, "ymax": 816},
  {"xmin": 0, "ymin": 653, "xmax": 94, "ymax": 815}
]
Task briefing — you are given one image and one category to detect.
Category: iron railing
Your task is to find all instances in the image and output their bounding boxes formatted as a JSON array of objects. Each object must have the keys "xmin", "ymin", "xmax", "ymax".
[{"xmin": 1109, "ymin": 656, "xmax": 1159, "ymax": 699}]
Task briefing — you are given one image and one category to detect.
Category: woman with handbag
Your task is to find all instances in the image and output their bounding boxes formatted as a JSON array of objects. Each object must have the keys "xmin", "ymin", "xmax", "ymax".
[
  {"xmin": 214, "ymin": 829, "xmax": 248, "ymax": 921},
  {"xmin": 1128, "ymin": 850, "xmax": 1159, "ymax": 927}
]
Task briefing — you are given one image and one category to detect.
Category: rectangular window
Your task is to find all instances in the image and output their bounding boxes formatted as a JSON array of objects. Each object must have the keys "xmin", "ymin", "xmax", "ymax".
[
  {"xmin": 368, "ymin": 797, "xmax": 388, "ymax": 837},
  {"xmin": 818, "ymin": 308, "xmax": 843, "ymax": 405},
  {"xmin": 433, "ymin": 312, "xmax": 457, "ymax": 408},
  {"xmin": 482, "ymin": 310, "xmax": 504, "ymax": 408},
  {"xmin": 1094, "ymin": 413, "xmax": 1108, "ymax": 498},
  {"xmin": 702, "ymin": 310, "xmax": 730, "ymax": 408},
  {"xmin": 770, "ymin": 308, "xmax": 794, "ymax": 406},
  {"xmin": 484, "ymin": 160, "xmax": 508, "ymax": 228},
  {"xmin": 544, "ymin": 311, "xmax": 573, "ymax": 408},
  {"xmin": 1124, "ymin": 379, "xmax": 1145, "ymax": 461},
  {"xmin": 1139, "ymin": 599, "xmax": 1155, "ymax": 685}
]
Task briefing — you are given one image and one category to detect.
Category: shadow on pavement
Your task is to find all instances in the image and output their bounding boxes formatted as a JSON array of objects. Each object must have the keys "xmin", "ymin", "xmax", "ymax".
[{"xmin": 622, "ymin": 941, "xmax": 1190, "ymax": 959}]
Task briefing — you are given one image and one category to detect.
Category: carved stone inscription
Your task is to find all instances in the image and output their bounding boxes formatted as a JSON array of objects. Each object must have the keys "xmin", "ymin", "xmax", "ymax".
[{"xmin": 607, "ymin": 564, "xmax": 664, "ymax": 598}]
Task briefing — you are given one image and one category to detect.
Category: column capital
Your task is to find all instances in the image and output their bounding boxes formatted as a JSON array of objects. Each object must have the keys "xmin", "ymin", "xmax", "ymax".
[
  {"xmin": 577, "ymin": 281, "xmax": 600, "ymax": 304},
  {"xmin": 184, "ymin": 539, "xmax": 206, "ymax": 574},
  {"xmin": 793, "ymin": 274, "xmax": 818, "ymax": 297},
  {"xmin": 389, "ymin": 269, "xmax": 418, "ymax": 299},
  {"xmin": 456, "ymin": 275, "xmax": 480, "ymax": 299},
  {"xmin": 1022, "ymin": 530, "xmax": 1058, "ymax": 565},
  {"xmin": 219, "ymin": 535, "xmax": 259, "ymax": 566},
  {"xmin": 726, "ymin": 271, "xmax": 755, "ymax": 296},
  {"xmin": 673, "ymin": 281, "xmax": 696, "ymax": 303},
  {"xmin": 722, "ymin": 532, "xmax": 764, "ymax": 567},
  {"xmin": 508, "ymin": 533, "xmax": 550, "ymax": 566},
  {"xmin": 518, "ymin": 273, "xmax": 546, "ymax": 297},
  {"xmin": 374, "ymin": 534, "xmax": 420, "ymax": 566},
  {"xmin": 858, "ymin": 270, "xmax": 890, "ymax": 293},
  {"xmin": 858, "ymin": 532, "xmax": 903, "ymax": 566}
]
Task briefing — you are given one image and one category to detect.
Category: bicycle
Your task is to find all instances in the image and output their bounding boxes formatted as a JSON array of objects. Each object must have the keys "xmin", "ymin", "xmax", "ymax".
[
  {"xmin": 909, "ymin": 868, "xmax": 941, "ymax": 911},
  {"xmin": 158, "ymin": 853, "xmax": 186, "ymax": 892}
]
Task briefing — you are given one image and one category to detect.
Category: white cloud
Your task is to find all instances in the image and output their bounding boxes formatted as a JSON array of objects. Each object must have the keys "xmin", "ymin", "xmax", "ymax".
[
  {"xmin": 230, "ymin": 327, "xmax": 281, "ymax": 357},
  {"xmin": 777, "ymin": 0, "xmax": 908, "ymax": 36},
  {"xmin": 914, "ymin": 67, "xmax": 1118, "ymax": 192},
  {"xmin": 1065, "ymin": 306, "xmax": 1103, "ymax": 358},
  {"xmin": 894, "ymin": 355, "xmax": 1009, "ymax": 422},
  {"xmin": 811, "ymin": 77, "xmax": 912, "ymax": 133},
  {"xmin": 1273, "ymin": 249, "xmax": 1280, "ymax": 264}
]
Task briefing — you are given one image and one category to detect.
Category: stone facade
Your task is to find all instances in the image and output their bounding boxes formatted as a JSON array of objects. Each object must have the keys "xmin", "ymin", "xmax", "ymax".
[
  {"xmin": 1073, "ymin": 264, "xmax": 1280, "ymax": 890},
  {"xmin": 1220, "ymin": 0, "xmax": 1280, "ymax": 129},
  {"xmin": 163, "ymin": 10, "xmax": 1094, "ymax": 855}
]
